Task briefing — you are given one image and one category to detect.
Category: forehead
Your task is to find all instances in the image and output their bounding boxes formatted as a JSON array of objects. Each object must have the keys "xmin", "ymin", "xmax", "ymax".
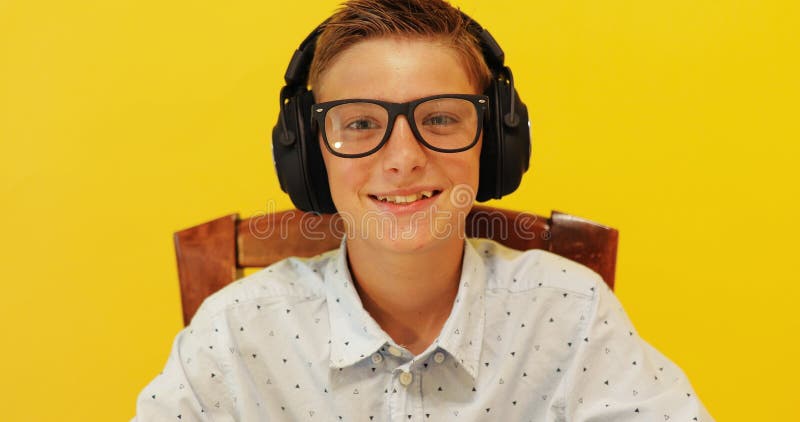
[{"xmin": 313, "ymin": 37, "xmax": 478, "ymax": 103}]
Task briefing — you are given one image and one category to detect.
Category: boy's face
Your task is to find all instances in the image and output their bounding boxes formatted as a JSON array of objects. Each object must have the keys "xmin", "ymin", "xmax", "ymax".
[{"xmin": 315, "ymin": 37, "xmax": 482, "ymax": 254}]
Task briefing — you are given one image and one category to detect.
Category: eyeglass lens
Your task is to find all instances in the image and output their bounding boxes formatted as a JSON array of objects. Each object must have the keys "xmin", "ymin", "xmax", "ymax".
[{"xmin": 324, "ymin": 98, "xmax": 478, "ymax": 156}]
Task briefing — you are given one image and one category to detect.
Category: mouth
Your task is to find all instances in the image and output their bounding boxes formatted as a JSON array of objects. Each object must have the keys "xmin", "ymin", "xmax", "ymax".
[{"xmin": 368, "ymin": 189, "xmax": 443, "ymax": 206}]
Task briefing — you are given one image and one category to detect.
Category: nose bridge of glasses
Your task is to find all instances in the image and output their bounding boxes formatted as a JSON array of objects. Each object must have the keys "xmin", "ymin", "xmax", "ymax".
[
  {"xmin": 382, "ymin": 118, "xmax": 428, "ymax": 173},
  {"xmin": 384, "ymin": 100, "xmax": 426, "ymax": 144},
  {"xmin": 385, "ymin": 113, "xmax": 410, "ymax": 139},
  {"xmin": 378, "ymin": 112, "xmax": 427, "ymax": 167}
]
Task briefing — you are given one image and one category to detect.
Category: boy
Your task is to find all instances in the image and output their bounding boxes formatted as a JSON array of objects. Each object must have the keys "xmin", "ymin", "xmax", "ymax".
[{"xmin": 135, "ymin": 0, "xmax": 712, "ymax": 420}]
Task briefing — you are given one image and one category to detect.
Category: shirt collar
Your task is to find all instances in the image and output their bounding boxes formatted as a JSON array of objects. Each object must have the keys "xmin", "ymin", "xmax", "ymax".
[
  {"xmin": 325, "ymin": 238, "xmax": 391, "ymax": 369},
  {"xmin": 433, "ymin": 239, "xmax": 486, "ymax": 379},
  {"xmin": 324, "ymin": 238, "xmax": 487, "ymax": 379}
]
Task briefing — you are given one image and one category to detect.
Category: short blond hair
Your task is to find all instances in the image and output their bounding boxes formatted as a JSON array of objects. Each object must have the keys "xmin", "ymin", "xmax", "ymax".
[{"xmin": 308, "ymin": 0, "xmax": 492, "ymax": 93}]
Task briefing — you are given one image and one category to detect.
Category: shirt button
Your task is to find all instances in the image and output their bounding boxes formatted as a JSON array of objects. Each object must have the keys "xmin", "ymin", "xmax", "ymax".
[
  {"xmin": 388, "ymin": 346, "xmax": 403, "ymax": 357},
  {"xmin": 371, "ymin": 353, "xmax": 383, "ymax": 364},
  {"xmin": 399, "ymin": 371, "xmax": 413, "ymax": 387},
  {"xmin": 433, "ymin": 352, "xmax": 446, "ymax": 364}
]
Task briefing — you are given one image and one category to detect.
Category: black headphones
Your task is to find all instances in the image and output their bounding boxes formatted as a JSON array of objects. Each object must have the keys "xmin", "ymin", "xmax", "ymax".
[{"xmin": 272, "ymin": 14, "xmax": 531, "ymax": 214}]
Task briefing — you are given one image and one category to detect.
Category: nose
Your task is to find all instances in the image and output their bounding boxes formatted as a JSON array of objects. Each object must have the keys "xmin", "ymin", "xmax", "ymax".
[{"xmin": 380, "ymin": 115, "xmax": 428, "ymax": 176}]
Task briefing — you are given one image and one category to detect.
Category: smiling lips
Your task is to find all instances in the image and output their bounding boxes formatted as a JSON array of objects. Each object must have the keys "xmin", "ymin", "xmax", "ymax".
[{"xmin": 369, "ymin": 189, "xmax": 442, "ymax": 205}]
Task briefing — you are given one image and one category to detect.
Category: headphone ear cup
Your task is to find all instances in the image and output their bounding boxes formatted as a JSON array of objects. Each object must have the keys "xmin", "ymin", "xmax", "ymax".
[
  {"xmin": 299, "ymin": 92, "xmax": 337, "ymax": 214},
  {"xmin": 477, "ymin": 75, "xmax": 532, "ymax": 201},
  {"xmin": 272, "ymin": 90, "xmax": 337, "ymax": 213},
  {"xmin": 499, "ymin": 86, "xmax": 531, "ymax": 196},
  {"xmin": 477, "ymin": 78, "xmax": 503, "ymax": 202}
]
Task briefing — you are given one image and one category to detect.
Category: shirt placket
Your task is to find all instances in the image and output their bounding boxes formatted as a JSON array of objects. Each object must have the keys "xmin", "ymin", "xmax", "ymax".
[{"xmin": 384, "ymin": 345, "xmax": 424, "ymax": 422}]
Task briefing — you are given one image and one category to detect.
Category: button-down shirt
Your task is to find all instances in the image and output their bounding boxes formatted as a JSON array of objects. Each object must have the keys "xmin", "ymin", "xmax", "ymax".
[{"xmin": 134, "ymin": 238, "xmax": 713, "ymax": 421}]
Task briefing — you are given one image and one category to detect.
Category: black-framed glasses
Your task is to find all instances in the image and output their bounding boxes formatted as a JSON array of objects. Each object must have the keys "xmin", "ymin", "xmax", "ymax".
[{"xmin": 311, "ymin": 94, "xmax": 489, "ymax": 158}]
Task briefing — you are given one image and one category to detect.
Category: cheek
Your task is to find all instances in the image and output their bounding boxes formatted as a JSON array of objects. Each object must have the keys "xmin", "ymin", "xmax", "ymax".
[
  {"xmin": 436, "ymin": 154, "xmax": 480, "ymax": 207},
  {"xmin": 470, "ymin": 140, "xmax": 483, "ymax": 188},
  {"xmin": 320, "ymin": 145, "xmax": 370, "ymax": 208},
  {"xmin": 452, "ymin": 147, "xmax": 481, "ymax": 187}
]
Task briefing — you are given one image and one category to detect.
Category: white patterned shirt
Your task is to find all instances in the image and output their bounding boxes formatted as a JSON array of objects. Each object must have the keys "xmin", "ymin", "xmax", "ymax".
[{"xmin": 134, "ymin": 238, "xmax": 713, "ymax": 421}]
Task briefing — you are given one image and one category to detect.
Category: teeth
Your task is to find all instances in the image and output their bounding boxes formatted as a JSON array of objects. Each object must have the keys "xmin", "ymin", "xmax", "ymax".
[{"xmin": 375, "ymin": 190, "xmax": 435, "ymax": 204}]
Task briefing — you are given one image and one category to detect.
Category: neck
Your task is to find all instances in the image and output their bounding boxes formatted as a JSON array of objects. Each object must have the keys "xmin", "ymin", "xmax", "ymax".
[{"xmin": 346, "ymin": 236, "xmax": 465, "ymax": 355}]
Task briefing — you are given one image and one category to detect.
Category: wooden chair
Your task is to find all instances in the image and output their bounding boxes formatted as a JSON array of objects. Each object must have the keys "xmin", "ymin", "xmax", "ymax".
[{"xmin": 174, "ymin": 206, "xmax": 619, "ymax": 326}]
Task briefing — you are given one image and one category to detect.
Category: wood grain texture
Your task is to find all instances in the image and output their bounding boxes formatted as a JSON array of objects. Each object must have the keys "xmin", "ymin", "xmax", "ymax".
[
  {"xmin": 549, "ymin": 211, "xmax": 618, "ymax": 290},
  {"xmin": 238, "ymin": 210, "xmax": 343, "ymax": 267},
  {"xmin": 174, "ymin": 214, "xmax": 239, "ymax": 325}
]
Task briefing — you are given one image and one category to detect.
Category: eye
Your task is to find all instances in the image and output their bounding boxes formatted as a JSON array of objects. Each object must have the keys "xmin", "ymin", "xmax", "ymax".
[
  {"xmin": 346, "ymin": 118, "xmax": 381, "ymax": 130},
  {"xmin": 423, "ymin": 114, "xmax": 459, "ymax": 126}
]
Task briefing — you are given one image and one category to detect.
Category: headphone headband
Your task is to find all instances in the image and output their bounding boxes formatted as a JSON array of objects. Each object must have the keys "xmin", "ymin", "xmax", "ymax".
[{"xmin": 282, "ymin": 14, "xmax": 506, "ymax": 90}]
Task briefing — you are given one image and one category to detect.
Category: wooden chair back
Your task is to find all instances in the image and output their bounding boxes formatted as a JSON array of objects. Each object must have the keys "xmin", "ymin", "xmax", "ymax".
[{"xmin": 174, "ymin": 206, "xmax": 619, "ymax": 325}]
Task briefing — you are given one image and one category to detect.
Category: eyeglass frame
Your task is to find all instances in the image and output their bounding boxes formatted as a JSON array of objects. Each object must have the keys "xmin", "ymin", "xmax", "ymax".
[{"xmin": 310, "ymin": 93, "xmax": 490, "ymax": 158}]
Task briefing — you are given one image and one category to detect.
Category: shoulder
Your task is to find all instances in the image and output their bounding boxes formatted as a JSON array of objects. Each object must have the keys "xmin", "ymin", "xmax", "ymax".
[
  {"xmin": 189, "ymin": 247, "xmax": 338, "ymax": 326},
  {"xmin": 469, "ymin": 238, "xmax": 603, "ymax": 298}
]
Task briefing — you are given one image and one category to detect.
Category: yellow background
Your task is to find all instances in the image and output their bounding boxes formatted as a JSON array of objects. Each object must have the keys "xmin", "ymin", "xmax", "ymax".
[{"xmin": 1, "ymin": 0, "xmax": 797, "ymax": 420}]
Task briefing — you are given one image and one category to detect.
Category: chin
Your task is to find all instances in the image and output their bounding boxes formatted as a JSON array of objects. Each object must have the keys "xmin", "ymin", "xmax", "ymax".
[{"xmin": 350, "ymin": 208, "xmax": 466, "ymax": 255}]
